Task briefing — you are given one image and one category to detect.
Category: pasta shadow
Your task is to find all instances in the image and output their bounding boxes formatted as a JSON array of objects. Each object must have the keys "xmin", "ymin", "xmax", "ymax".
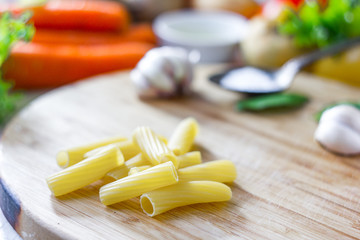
[
  {"xmin": 49, "ymin": 180, "xmax": 108, "ymax": 216},
  {"xmin": 150, "ymin": 201, "xmax": 234, "ymax": 221}
]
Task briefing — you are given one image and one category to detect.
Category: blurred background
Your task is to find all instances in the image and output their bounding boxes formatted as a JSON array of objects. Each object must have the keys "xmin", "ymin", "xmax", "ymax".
[{"xmin": 2, "ymin": 0, "xmax": 360, "ymax": 91}]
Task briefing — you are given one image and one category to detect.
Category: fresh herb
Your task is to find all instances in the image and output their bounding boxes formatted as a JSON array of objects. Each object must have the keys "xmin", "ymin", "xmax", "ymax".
[
  {"xmin": 277, "ymin": 0, "xmax": 360, "ymax": 48},
  {"xmin": 0, "ymin": 12, "xmax": 34, "ymax": 124},
  {"xmin": 314, "ymin": 101, "xmax": 360, "ymax": 121},
  {"xmin": 236, "ymin": 93, "xmax": 309, "ymax": 112}
]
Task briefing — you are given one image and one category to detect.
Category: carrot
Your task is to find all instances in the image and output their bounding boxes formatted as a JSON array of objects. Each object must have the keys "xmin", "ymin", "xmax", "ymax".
[
  {"xmin": 28, "ymin": 0, "xmax": 130, "ymax": 32},
  {"xmin": 123, "ymin": 24, "xmax": 157, "ymax": 45},
  {"xmin": 32, "ymin": 23, "xmax": 157, "ymax": 45},
  {"xmin": 2, "ymin": 41, "xmax": 154, "ymax": 88}
]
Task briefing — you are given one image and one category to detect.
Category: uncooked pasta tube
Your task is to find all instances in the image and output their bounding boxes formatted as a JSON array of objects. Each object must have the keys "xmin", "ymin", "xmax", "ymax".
[
  {"xmin": 157, "ymin": 135, "xmax": 168, "ymax": 145},
  {"xmin": 128, "ymin": 165, "xmax": 152, "ymax": 175},
  {"xmin": 48, "ymin": 117, "xmax": 236, "ymax": 218},
  {"xmin": 177, "ymin": 151, "xmax": 202, "ymax": 168},
  {"xmin": 84, "ymin": 139, "xmax": 140, "ymax": 161},
  {"xmin": 56, "ymin": 136, "xmax": 126, "ymax": 168},
  {"xmin": 100, "ymin": 161, "xmax": 178, "ymax": 205},
  {"xmin": 178, "ymin": 160, "xmax": 236, "ymax": 183},
  {"xmin": 132, "ymin": 126, "xmax": 178, "ymax": 168},
  {"xmin": 47, "ymin": 146, "xmax": 124, "ymax": 196},
  {"xmin": 106, "ymin": 153, "xmax": 150, "ymax": 180},
  {"xmin": 140, "ymin": 181, "xmax": 232, "ymax": 217},
  {"xmin": 168, "ymin": 118, "xmax": 199, "ymax": 155}
]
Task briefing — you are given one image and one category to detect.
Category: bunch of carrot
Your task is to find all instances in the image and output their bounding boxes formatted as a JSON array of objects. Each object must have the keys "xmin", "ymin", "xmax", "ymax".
[{"xmin": 2, "ymin": 0, "xmax": 157, "ymax": 88}]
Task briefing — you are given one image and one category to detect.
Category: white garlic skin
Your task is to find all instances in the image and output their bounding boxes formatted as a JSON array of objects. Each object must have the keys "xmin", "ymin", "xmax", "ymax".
[
  {"xmin": 314, "ymin": 105, "xmax": 360, "ymax": 156},
  {"xmin": 131, "ymin": 46, "xmax": 195, "ymax": 98},
  {"xmin": 319, "ymin": 104, "xmax": 360, "ymax": 133}
]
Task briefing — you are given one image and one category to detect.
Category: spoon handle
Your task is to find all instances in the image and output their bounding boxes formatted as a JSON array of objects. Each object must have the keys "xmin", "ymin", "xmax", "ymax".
[{"xmin": 289, "ymin": 36, "xmax": 360, "ymax": 70}]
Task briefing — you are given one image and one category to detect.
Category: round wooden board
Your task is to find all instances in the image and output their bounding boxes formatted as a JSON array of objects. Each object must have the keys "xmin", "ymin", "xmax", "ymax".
[{"xmin": 1, "ymin": 66, "xmax": 360, "ymax": 240}]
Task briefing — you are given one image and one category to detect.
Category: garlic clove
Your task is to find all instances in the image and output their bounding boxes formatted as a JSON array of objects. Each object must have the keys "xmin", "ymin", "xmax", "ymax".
[
  {"xmin": 319, "ymin": 105, "xmax": 360, "ymax": 134},
  {"xmin": 130, "ymin": 70, "xmax": 159, "ymax": 98},
  {"xmin": 314, "ymin": 104, "xmax": 360, "ymax": 156},
  {"xmin": 315, "ymin": 121, "xmax": 360, "ymax": 155},
  {"xmin": 136, "ymin": 53, "xmax": 176, "ymax": 92},
  {"xmin": 166, "ymin": 55, "xmax": 187, "ymax": 83},
  {"xmin": 131, "ymin": 46, "xmax": 195, "ymax": 98},
  {"xmin": 159, "ymin": 46, "xmax": 190, "ymax": 83}
]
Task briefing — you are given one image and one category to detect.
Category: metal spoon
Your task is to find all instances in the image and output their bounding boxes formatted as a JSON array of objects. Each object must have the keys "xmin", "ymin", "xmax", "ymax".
[{"xmin": 210, "ymin": 36, "xmax": 360, "ymax": 94}]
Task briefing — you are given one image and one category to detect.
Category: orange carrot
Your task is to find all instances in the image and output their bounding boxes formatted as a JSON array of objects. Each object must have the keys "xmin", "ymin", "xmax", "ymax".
[
  {"xmin": 3, "ymin": 41, "xmax": 154, "ymax": 89},
  {"xmin": 28, "ymin": 0, "xmax": 130, "ymax": 32},
  {"xmin": 32, "ymin": 23, "xmax": 157, "ymax": 45},
  {"xmin": 124, "ymin": 24, "xmax": 158, "ymax": 45}
]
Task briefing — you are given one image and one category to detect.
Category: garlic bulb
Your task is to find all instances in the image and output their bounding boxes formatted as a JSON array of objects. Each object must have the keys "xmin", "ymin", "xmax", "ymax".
[
  {"xmin": 314, "ymin": 105, "xmax": 360, "ymax": 156},
  {"xmin": 131, "ymin": 46, "xmax": 198, "ymax": 98}
]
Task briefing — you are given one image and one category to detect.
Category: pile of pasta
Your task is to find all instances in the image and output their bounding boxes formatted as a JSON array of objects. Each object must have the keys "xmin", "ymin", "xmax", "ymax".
[{"xmin": 46, "ymin": 117, "xmax": 236, "ymax": 217}]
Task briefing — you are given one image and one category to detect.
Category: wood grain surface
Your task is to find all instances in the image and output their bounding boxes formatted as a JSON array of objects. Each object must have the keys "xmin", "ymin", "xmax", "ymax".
[{"xmin": 1, "ymin": 65, "xmax": 360, "ymax": 240}]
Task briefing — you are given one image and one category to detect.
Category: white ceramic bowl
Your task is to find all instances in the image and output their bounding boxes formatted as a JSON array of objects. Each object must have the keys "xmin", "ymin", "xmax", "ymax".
[{"xmin": 153, "ymin": 10, "xmax": 248, "ymax": 63}]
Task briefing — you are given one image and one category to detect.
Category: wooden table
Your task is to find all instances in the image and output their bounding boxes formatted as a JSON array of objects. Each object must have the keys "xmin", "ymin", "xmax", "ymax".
[{"xmin": 1, "ymin": 65, "xmax": 360, "ymax": 239}]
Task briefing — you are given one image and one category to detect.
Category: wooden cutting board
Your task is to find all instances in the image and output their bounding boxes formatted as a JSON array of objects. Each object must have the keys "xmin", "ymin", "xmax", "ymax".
[{"xmin": 1, "ymin": 65, "xmax": 360, "ymax": 240}]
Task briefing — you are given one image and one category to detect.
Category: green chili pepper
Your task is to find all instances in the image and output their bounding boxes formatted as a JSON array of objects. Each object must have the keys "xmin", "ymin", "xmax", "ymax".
[
  {"xmin": 236, "ymin": 93, "xmax": 309, "ymax": 112},
  {"xmin": 314, "ymin": 101, "xmax": 360, "ymax": 121}
]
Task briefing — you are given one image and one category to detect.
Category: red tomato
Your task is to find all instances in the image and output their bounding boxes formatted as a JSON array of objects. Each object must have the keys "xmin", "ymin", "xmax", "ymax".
[{"xmin": 285, "ymin": 0, "xmax": 304, "ymax": 7}]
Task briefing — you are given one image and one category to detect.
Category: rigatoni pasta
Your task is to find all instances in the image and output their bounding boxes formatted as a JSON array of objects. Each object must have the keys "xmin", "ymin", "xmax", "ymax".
[
  {"xmin": 106, "ymin": 153, "xmax": 150, "ymax": 180},
  {"xmin": 100, "ymin": 161, "xmax": 178, "ymax": 205},
  {"xmin": 168, "ymin": 117, "xmax": 199, "ymax": 155},
  {"xmin": 47, "ymin": 117, "xmax": 236, "ymax": 217},
  {"xmin": 84, "ymin": 139, "xmax": 140, "ymax": 161},
  {"xmin": 177, "ymin": 151, "xmax": 202, "ymax": 168},
  {"xmin": 178, "ymin": 160, "xmax": 237, "ymax": 183},
  {"xmin": 47, "ymin": 146, "xmax": 124, "ymax": 196},
  {"xmin": 56, "ymin": 136, "xmax": 126, "ymax": 168},
  {"xmin": 140, "ymin": 181, "xmax": 232, "ymax": 217},
  {"xmin": 133, "ymin": 126, "xmax": 178, "ymax": 168},
  {"xmin": 128, "ymin": 165, "xmax": 152, "ymax": 175}
]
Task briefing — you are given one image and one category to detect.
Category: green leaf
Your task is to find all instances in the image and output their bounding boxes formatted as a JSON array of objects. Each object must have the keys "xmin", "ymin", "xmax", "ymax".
[
  {"xmin": 0, "ymin": 80, "xmax": 23, "ymax": 124},
  {"xmin": 0, "ymin": 12, "xmax": 34, "ymax": 124},
  {"xmin": 236, "ymin": 93, "xmax": 309, "ymax": 112},
  {"xmin": 314, "ymin": 101, "xmax": 360, "ymax": 121},
  {"xmin": 277, "ymin": 0, "xmax": 360, "ymax": 48}
]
